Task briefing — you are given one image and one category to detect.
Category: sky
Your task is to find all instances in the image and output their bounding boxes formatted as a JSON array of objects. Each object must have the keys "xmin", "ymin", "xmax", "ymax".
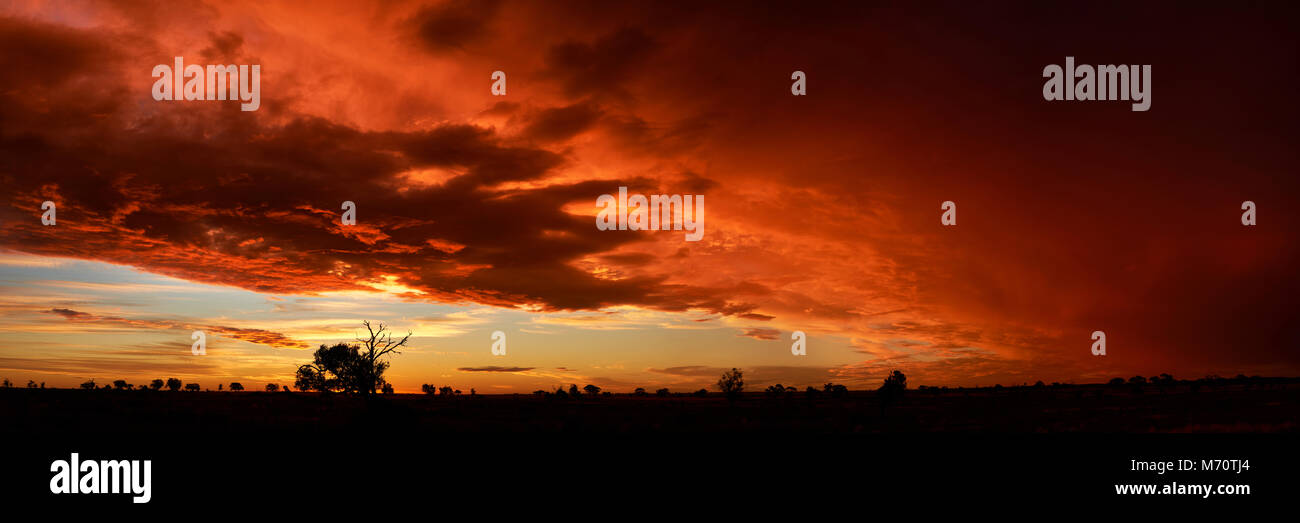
[{"xmin": 0, "ymin": 0, "xmax": 1297, "ymax": 393}]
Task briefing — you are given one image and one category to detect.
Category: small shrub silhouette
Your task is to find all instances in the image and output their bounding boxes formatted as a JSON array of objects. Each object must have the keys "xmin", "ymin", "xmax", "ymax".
[{"xmin": 717, "ymin": 368, "xmax": 744, "ymax": 400}]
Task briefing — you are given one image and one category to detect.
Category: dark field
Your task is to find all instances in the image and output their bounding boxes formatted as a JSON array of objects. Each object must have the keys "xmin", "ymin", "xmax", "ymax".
[{"xmin": 4, "ymin": 381, "xmax": 1298, "ymax": 433}]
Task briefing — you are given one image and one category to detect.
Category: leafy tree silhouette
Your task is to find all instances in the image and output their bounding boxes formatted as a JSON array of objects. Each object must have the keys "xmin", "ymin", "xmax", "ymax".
[
  {"xmin": 583, "ymin": 384, "xmax": 601, "ymax": 396},
  {"xmin": 296, "ymin": 321, "xmax": 410, "ymax": 398},
  {"xmin": 229, "ymin": 382, "xmax": 244, "ymax": 391},
  {"xmin": 79, "ymin": 379, "xmax": 96, "ymax": 390},
  {"xmin": 265, "ymin": 383, "xmax": 279, "ymax": 392},
  {"xmin": 184, "ymin": 383, "xmax": 200, "ymax": 391},
  {"xmin": 633, "ymin": 387, "xmax": 647, "ymax": 396},
  {"xmin": 150, "ymin": 379, "xmax": 164, "ymax": 391},
  {"xmin": 878, "ymin": 370, "xmax": 907, "ymax": 411},
  {"xmin": 655, "ymin": 388, "xmax": 669, "ymax": 397},
  {"xmin": 165, "ymin": 378, "xmax": 182, "ymax": 391},
  {"xmin": 717, "ymin": 368, "xmax": 744, "ymax": 400},
  {"xmin": 112, "ymin": 380, "xmax": 131, "ymax": 390}
]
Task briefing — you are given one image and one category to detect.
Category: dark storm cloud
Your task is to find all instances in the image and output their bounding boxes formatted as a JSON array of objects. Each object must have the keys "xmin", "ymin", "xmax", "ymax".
[
  {"xmin": 409, "ymin": 0, "xmax": 503, "ymax": 52},
  {"xmin": 543, "ymin": 27, "xmax": 656, "ymax": 100},
  {"xmin": 0, "ymin": 15, "xmax": 770, "ymax": 319}
]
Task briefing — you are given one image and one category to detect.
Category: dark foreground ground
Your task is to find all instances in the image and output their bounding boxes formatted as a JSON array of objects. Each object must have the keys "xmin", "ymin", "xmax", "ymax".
[
  {"xmin": 3, "ymin": 382, "xmax": 1297, "ymax": 511},
  {"xmin": 4, "ymin": 380, "xmax": 1297, "ymax": 433}
]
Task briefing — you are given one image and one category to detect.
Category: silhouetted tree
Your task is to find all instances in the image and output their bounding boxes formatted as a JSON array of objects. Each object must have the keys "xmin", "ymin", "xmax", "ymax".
[
  {"xmin": 381, "ymin": 383, "xmax": 394, "ymax": 394},
  {"xmin": 1108, "ymin": 377, "xmax": 1125, "ymax": 386},
  {"xmin": 765, "ymin": 384, "xmax": 789, "ymax": 398},
  {"xmin": 353, "ymin": 321, "xmax": 410, "ymax": 398},
  {"xmin": 218, "ymin": 383, "xmax": 223, "ymax": 391},
  {"xmin": 655, "ymin": 388, "xmax": 670, "ymax": 397},
  {"xmin": 878, "ymin": 370, "xmax": 907, "ymax": 409},
  {"xmin": 805, "ymin": 385, "xmax": 821, "ymax": 399},
  {"xmin": 295, "ymin": 321, "xmax": 410, "ymax": 397},
  {"xmin": 568, "ymin": 384, "xmax": 581, "ymax": 397},
  {"xmin": 296, "ymin": 343, "xmax": 362, "ymax": 394},
  {"xmin": 693, "ymin": 388, "xmax": 708, "ymax": 397},
  {"xmin": 26, "ymin": 380, "xmax": 37, "ymax": 389},
  {"xmin": 112, "ymin": 380, "xmax": 131, "ymax": 390},
  {"xmin": 1129, "ymin": 376, "xmax": 1146, "ymax": 385},
  {"xmin": 439, "ymin": 386, "xmax": 454, "ymax": 396},
  {"xmin": 229, "ymin": 382, "xmax": 244, "ymax": 391},
  {"xmin": 184, "ymin": 383, "xmax": 200, "ymax": 391},
  {"xmin": 150, "ymin": 379, "xmax": 164, "ymax": 391},
  {"xmin": 717, "ymin": 368, "xmax": 744, "ymax": 400},
  {"xmin": 583, "ymin": 384, "xmax": 601, "ymax": 396},
  {"xmin": 79, "ymin": 379, "xmax": 96, "ymax": 390},
  {"xmin": 421, "ymin": 384, "xmax": 436, "ymax": 395},
  {"xmin": 165, "ymin": 378, "xmax": 182, "ymax": 391},
  {"xmin": 633, "ymin": 387, "xmax": 647, "ymax": 396},
  {"xmin": 265, "ymin": 383, "xmax": 279, "ymax": 392},
  {"xmin": 823, "ymin": 383, "xmax": 848, "ymax": 398},
  {"xmin": 1, "ymin": 378, "xmax": 10, "ymax": 388}
]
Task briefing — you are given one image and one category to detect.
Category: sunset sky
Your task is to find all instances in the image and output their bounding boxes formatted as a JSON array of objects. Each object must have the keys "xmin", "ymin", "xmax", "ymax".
[{"xmin": 1, "ymin": 0, "xmax": 1296, "ymax": 393}]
